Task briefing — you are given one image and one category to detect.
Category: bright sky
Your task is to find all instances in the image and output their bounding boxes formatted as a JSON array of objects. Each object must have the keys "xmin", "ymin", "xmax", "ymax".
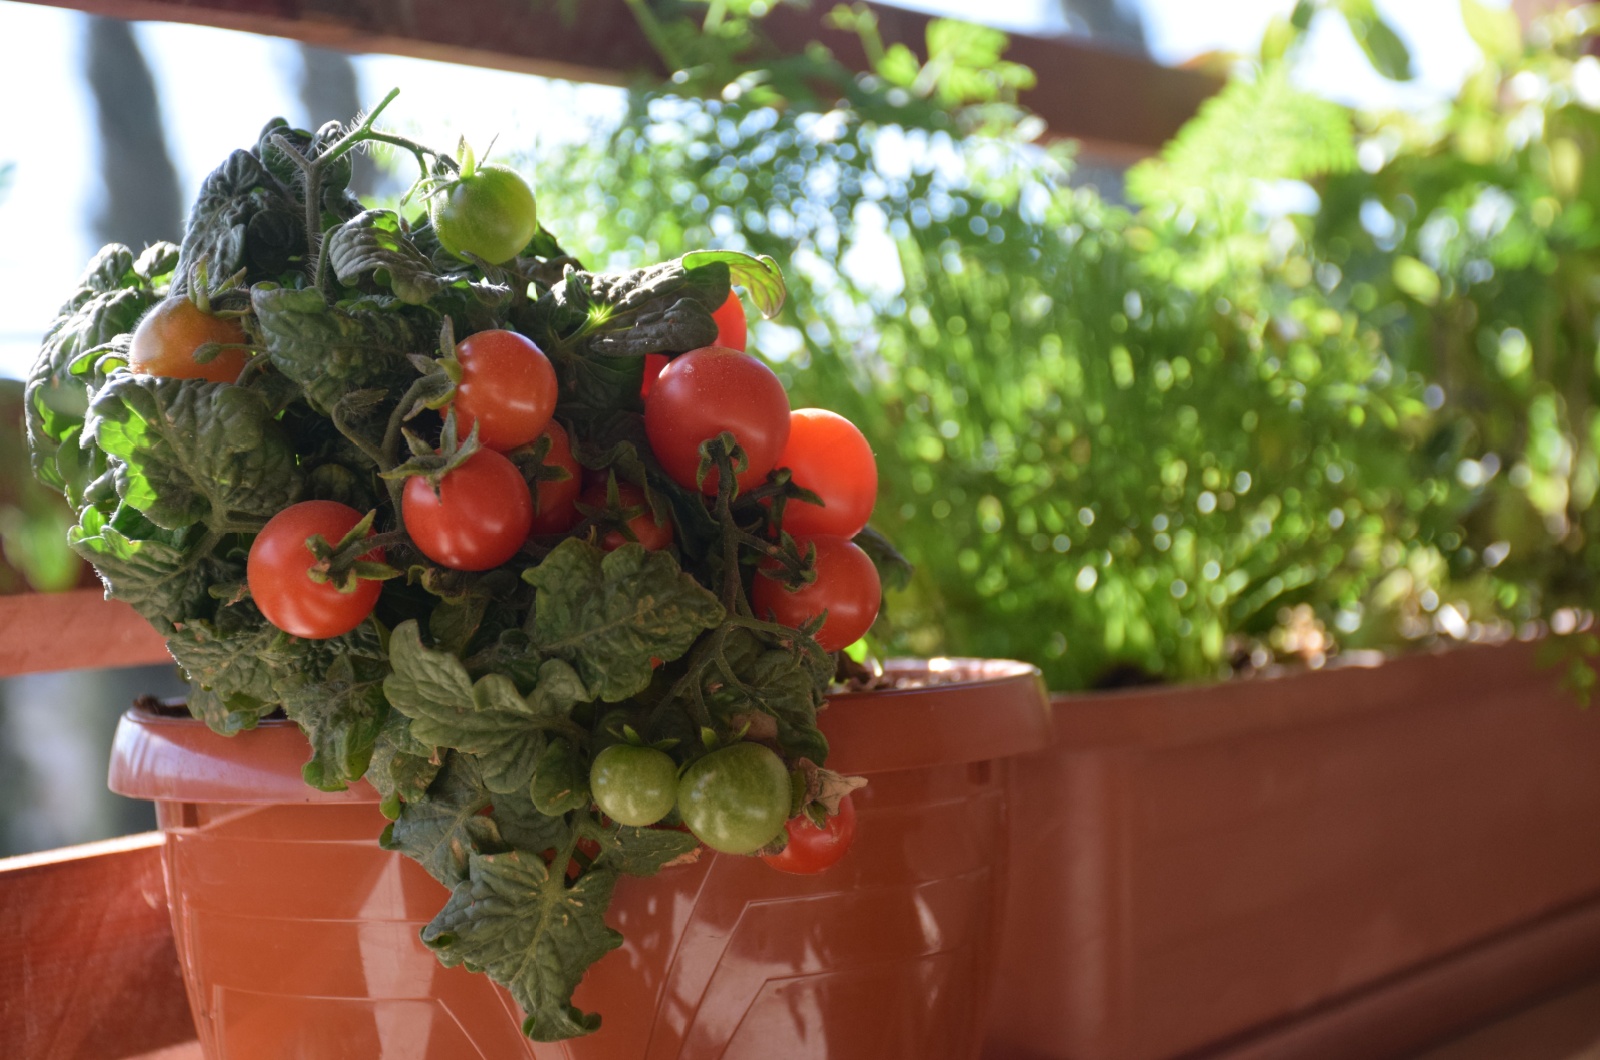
[{"xmin": 0, "ymin": 0, "xmax": 1501, "ymax": 380}]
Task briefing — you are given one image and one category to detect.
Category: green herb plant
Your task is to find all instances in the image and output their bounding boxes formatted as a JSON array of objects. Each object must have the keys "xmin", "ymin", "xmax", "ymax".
[{"xmin": 25, "ymin": 92, "xmax": 887, "ymax": 1040}]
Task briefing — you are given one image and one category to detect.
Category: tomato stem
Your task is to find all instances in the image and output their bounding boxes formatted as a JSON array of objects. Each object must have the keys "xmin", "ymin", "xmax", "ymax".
[{"xmin": 709, "ymin": 441, "xmax": 751, "ymax": 616}]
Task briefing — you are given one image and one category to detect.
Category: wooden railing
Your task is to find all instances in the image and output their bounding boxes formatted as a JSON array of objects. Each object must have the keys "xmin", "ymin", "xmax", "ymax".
[
  {"xmin": 16, "ymin": 0, "xmax": 1220, "ymax": 162},
  {"xmin": 1, "ymin": 834, "xmax": 196, "ymax": 1060}
]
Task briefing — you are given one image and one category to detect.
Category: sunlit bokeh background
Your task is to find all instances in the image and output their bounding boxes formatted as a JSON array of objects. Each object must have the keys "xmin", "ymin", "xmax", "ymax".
[{"xmin": 0, "ymin": 0, "xmax": 1502, "ymax": 855}]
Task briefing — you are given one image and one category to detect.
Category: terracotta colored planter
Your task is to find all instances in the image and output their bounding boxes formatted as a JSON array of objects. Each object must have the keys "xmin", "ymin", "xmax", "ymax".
[
  {"xmin": 109, "ymin": 659, "xmax": 1048, "ymax": 1060},
  {"xmin": 984, "ymin": 640, "xmax": 1600, "ymax": 1060}
]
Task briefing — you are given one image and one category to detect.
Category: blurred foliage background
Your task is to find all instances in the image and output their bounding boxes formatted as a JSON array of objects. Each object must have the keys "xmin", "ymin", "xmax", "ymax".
[{"xmin": 535, "ymin": 0, "xmax": 1600, "ymax": 691}]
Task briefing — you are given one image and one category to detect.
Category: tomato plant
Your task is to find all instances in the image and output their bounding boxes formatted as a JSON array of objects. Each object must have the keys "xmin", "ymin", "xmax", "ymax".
[
  {"xmin": 581, "ymin": 480, "xmax": 673, "ymax": 551},
  {"xmin": 676, "ymin": 742, "xmax": 792, "ymax": 855},
  {"xmin": 589, "ymin": 744, "xmax": 679, "ymax": 827},
  {"xmin": 752, "ymin": 535, "xmax": 881, "ymax": 652},
  {"xmin": 711, "ymin": 291, "xmax": 747, "ymax": 351},
  {"xmin": 525, "ymin": 422, "xmax": 583, "ymax": 535},
  {"xmin": 761, "ymin": 794, "xmax": 857, "ymax": 875},
  {"xmin": 643, "ymin": 346, "xmax": 790, "ymax": 495},
  {"xmin": 128, "ymin": 298, "xmax": 249, "ymax": 384},
  {"xmin": 402, "ymin": 448, "xmax": 533, "ymax": 570},
  {"xmin": 247, "ymin": 501, "xmax": 383, "ymax": 639},
  {"xmin": 429, "ymin": 162, "xmax": 539, "ymax": 265},
  {"xmin": 27, "ymin": 98, "xmax": 894, "ymax": 1040},
  {"xmin": 775, "ymin": 409, "xmax": 877, "ymax": 538},
  {"xmin": 452, "ymin": 329, "xmax": 558, "ymax": 451}
]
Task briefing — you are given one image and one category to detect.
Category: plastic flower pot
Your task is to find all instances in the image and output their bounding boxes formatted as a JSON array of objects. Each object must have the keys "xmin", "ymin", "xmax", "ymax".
[
  {"xmin": 109, "ymin": 658, "xmax": 1048, "ymax": 1060},
  {"xmin": 983, "ymin": 640, "xmax": 1600, "ymax": 1060}
]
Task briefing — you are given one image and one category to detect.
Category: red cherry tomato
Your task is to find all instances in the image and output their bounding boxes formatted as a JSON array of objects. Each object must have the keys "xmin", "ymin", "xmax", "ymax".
[
  {"xmin": 761, "ymin": 794, "xmax": 857, "ymax": 875},
  {"xmin": 451, "ymin": 329, "xmax": 558, "ymax": 452},
  {"xmin": 248, "ymin": 501, "xmax": 383, "ymax": 639},
  {"xmin": 128, "ymin": 298, "xmax": 250, "ymax": 384},
  {"xmin": 643, "ymin": 346, "xmax": 790, "ymax": 496},
  {"xmin": 525, "ymin": 421, "xmax": 583, "ymax": 535},
  {"xmin": 581, "ymin": 480, "xmax": 673, "ymax": 551},
  {"xmin": 640, "ymin": 352, "xmax": 671, "ymax": 400},
  {"xmin": 711, "ymin": 291, "xmax": 747, "ymax": 351},
  {"xmin": 402, "ymin": 448, "xmax": 533, "ymax": 570},
  {"xmin": 775, "ymin": 409, "xmax": 877, "ymax": 538},
  {"xmin": 752, "ymin": 535, "xmax": 881, "ymax": 652}
]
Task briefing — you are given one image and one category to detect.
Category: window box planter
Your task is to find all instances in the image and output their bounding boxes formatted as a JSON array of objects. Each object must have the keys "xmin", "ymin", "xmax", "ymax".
[{"xmin": 985, "ymin": 640, "xmax": 1600, "ymax": 1060}]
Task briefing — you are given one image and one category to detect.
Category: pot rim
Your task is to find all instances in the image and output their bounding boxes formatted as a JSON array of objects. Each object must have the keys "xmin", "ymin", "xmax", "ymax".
[{"xmin": 109, "ymin": 657, "xmax": 1050, "ymax": 804}]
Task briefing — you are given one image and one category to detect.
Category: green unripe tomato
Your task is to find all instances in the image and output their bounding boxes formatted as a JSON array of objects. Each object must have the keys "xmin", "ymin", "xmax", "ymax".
[
  {"xmin": 428, "ymin": 163, "xmax": 539, "ymax": 266},
  {"xmin": 589, "ymin": 744, "xmax": 679, "ymax": 827},
  {"xmin": 676, "ymin": 743, "xmax": 792, "ymax": 855}
]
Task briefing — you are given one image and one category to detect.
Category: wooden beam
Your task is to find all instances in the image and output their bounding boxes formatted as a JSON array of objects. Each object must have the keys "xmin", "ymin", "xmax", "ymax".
[
  {"xmin": 0, "ymin": 834, "xmax": 196, "ymax": 1060},
  {"xmin": 1513, "ymin": 0, "xmax": 1573, "ymax": 25},
  {"xmin": 0, "ymin": 589, "xmax": 170, "ymax": 678},
  {"xmin": 15, "ymin": 0, "xmax": 1218, "ymax": 157}
]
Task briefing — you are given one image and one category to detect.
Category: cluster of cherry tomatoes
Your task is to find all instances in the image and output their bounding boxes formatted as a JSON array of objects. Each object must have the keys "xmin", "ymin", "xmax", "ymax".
[
  {"xmin": 138, "ymin": 281, "xmax": 875, "ymax": 875},
  {"xmin": 246, "ymin": 291, "xmax": 882, "ymax": 656},
  {"xmin": 590, "ymin": 738, "xmax": 856, "ymax": 874}
]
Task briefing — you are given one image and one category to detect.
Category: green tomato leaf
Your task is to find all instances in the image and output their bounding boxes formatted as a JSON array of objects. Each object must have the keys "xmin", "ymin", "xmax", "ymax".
[
  {"xmin": 383, "ymin": 751, "xmax": 499, "ymax": 886},
  {"xmin": 177, "ymin": 148, "xmax": 304, "ymax": 289},
  {"xmin": 530, "ymin": 257, "xmax": 730, "ymax": 419},
  {"xmin": 68, "ymin": 506, "xmax": 221, "ymax": 636},
  {"xmin": 252, "ymin": 285, "xmax": 423, "ymax": 416},
  {"xmin": 430, "ymin": 593, "xmax": 494, "ymax": 658},
  {"xmin": 587, "ymin": 822, "xmax": 699, "ymax": 877},
  {"xmin": 523, "ymin": 538, "xmax": 725, "ymax": 702},
  {"xmin": 276, "ymin": 627, "xmax": 391, "ymax": 791},
  {"xmin": 581, "ymin": 296, "xmax": 717, "ymax": 359},
  {"xmin": 488, "ymin": 786, "xmax": 573, "ymax": 855},
  {"xmin": 463, "ymin": 628, "xmax": 551, "ymax": 693},
  {"xmin": 853, "ymin": 525, "xmax": 913, "ymax": 593},
  {"xmin": 703, "ymin": 628, "xmax": 830, "ymax": 766},
  {"xmin": 27, "ymin": 245, "xmax": 165, "ymax": 499},
  {"xmin": 369, "ymin": 707, "xmax": 443, "ymax": 814},
  {"xmin": 327, "ymin": 209, "xmax": 465, "ymax": 305},
  {"xmin": 530, "ymin": 738, "xmax": 590, "ymax": 816},
  {"xmin": 384, "ymin": 620, "xmax": 588, "ymax": 794},
  {"xmin": 682, "ymin": 250, "xmax": 787, "ymax": 319},
  {"xmin": 421, "ymin": 850, "xmax": 621, "ymax": 1041},
  {"xmin": 543, "ymin": 257, "xmax": 729, "ymax": 342},
  {"xmin": 167, "ymin": 608, "xmax": 287, "ymax": 736},
  {"xmin": 83, "ymin": 374, "xmax": 303, "ymax": 532}
]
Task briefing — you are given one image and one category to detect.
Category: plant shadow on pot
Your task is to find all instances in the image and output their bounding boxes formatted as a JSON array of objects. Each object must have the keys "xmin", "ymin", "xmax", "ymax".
[{"xmin": 111, "ymin": 659, "xmax": 1048, "ymax": 1060}]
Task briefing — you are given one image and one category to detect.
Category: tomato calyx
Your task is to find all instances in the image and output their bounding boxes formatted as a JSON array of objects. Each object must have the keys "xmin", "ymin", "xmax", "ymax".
[
  {"xmin": 380, "ymin": 408, "xmax": 483, "ymax": 496},
  {"xmin": 574, "ymin": 473, "xmax": 673, "ymax": 551},
  {"xmin": 298, "ymin": 508, "xmax": 404, "ymax": 593},
  {"xmin": 395, "ymin": 321, "xmax": 468, "ymax": 422},
  {"xmin": 508, "ymin": 429, "xmax": 576, "ymax": 494},
  {"xmin": 695, "ymin": 430, "xmax": 752, "ymax": 497}
]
